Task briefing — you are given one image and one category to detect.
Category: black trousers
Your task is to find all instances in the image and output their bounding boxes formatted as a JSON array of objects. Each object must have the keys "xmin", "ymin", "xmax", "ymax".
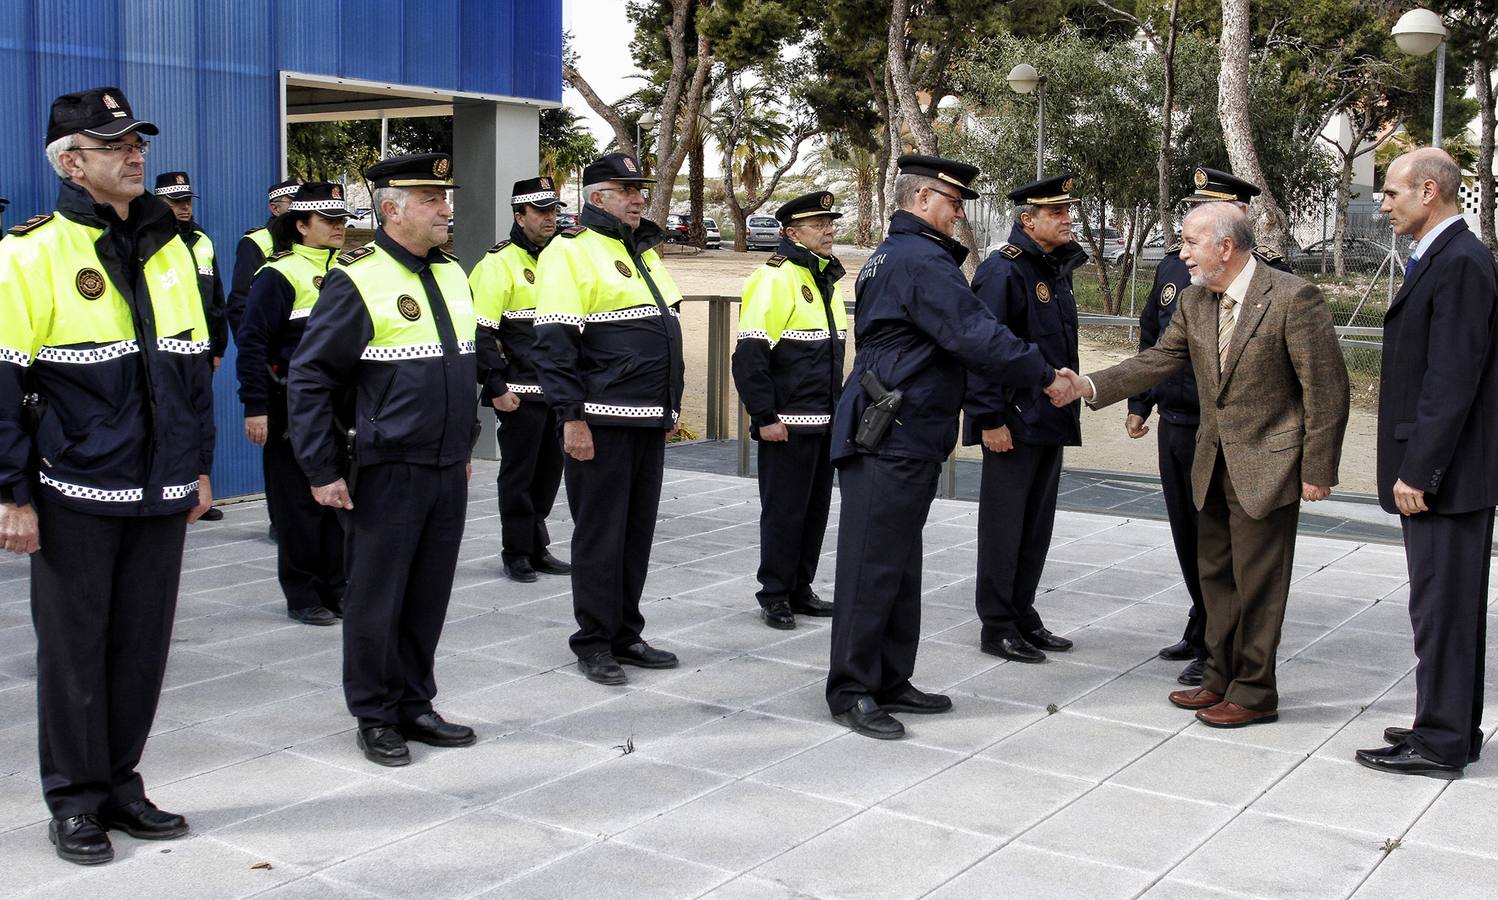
[
  {"xmin": 974, "ymin": 442, "xmax": 1063, "ymax": 643},
  {"xmin": 31, "ymin": 495, "xmax": 187, "ymax": 818},
  {"xmin": 341, "ymin": 462, "xmax": 467, "ymax": 728},
  {"xmin": 496, "ymin": 400, "xmax": 563, "ymax": 563},
  {"xmin": 1403, "ymin": 507, "xmax": 1493, "ymax": 767},
  {"xmin": 1196, "ymin": 455, "xmax": 1299, "ymax": 711},
  {"xmin": 564, "ymin": 426, "xmax": 664, "ymax": 658},
  {"xmin": 1157, "ymin": 419, "xmax": 1207, "ymax": 656},
  {"xmin": 755, "ymin": 431, "xmax": 834, "ymax": 608},
  {"xmin": 264, "ymin": 393, "xmax": 346, "ymax": 612},
  {"xmin": 826, "ymin": 454, "xmax": 940, "ymax": 714}
]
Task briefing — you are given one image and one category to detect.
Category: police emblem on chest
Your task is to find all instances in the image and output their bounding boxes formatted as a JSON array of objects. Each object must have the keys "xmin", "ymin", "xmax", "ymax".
[
  {"xmin": 615, "ymin": 260, "xmax": 633, "ymax": 278},
  {"xmin": 1036, "ymin": 282, "xmax": 1051, "ymax": 304},
  {"xmin": 801, "ymin": 285, "xmax": 814, "ymax": 303},
  {"xmin": 76, "ymin": 268, "xmax": 106, "ymax": 300},
  {"xmin": 524, "ymin": 268, "xmax": 536, "ymax": 284},
  {"xmin": 313, "ymin": 276, "xmax": 325, "ymax": 289},
  {"xmin": 1161, "ymin": 283, "xmax": 1177, "ymax": 306},
  {"xmin": 397, "ymin": 294, "xmax": 421, "ymax": 320}
]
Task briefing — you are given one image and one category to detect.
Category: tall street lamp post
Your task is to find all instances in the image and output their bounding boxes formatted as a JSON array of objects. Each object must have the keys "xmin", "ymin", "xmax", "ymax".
[
  {"xmin": 1006, "ymin": 63, "xmax": 1046, "ymax": 180},
  {"xmin": 1393, "ymin": 8, "xmax": 1449, "ymax": 148}
]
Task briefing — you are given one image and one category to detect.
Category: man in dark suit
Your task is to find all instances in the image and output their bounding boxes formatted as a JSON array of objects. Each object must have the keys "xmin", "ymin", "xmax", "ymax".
[
  {"xmin": 1052, "ymin": 201, "xmax": 1349, "ymax": 728},
  {"xmin": 1355, "ymin": 147, "xmax": 1498, "ymax": 780}
]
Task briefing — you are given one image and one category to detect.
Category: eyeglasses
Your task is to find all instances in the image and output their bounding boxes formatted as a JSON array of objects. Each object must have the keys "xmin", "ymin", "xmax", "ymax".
[
  {"xmin": 71, "ymin": 140, "xmax": 150, "ymax": 157},
  {"xmin": 926, "ymin": 185, "xmax": 965, "ymax": 209},
  {"xmin": 790, "ymin": 219, "xmax": 837, "ymax": 232},
  {"xmin": 598, "ymin": 185, "xmax": 644, "ymax": 197}
]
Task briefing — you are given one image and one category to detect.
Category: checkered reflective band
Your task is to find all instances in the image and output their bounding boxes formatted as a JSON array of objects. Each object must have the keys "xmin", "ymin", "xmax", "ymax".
[
  {"xmin": 583, "ymin": 402, "xmax": 666, "ymax": 418},
  {"xmin": 360, "ymin": 343, "xmax": 445, "ymax": 361},
  {"xmin": 288, "ymin": 199, "xmax": 352, "ymax": 213},
  {"xmin": 511, "ymin": 190, "xmax": 559, "ymax": 205},
  {"xmin": 154, "ymin": 186, "xmax": 192, "ymax": 197},
  {"xmin": 536, "ymin": 313, "xmax": 585, "ymax": 329},
  {"xmin": 289, "ymin": 308, "xmax": 312, "ymax": 320},
  {"xmin": 156, "ymin": 337, "xmax": 210, "ymax": 354},
  {"xmin": 778, "ymin": 329, "xmax": 833, "ymax": 342},
  {"xmin": 458, "ymin": 339, "xmax": 476, "ymax": 354},
  {"xmin": 162, "ymin": 481, "xmax": 200, "ymax": 500},
  {"xmin": 36, "ymin": 340, "xmax": 140, "ymax": 365},
  {"xmin": 0, "ymin": 348, "xmax": 31, "ymax": 367},
  {"xmin": 476, "ymin": 314, "xmax": 502, "ymax": 328},
  {"xmin": 777, "ymin": 413, "xmax": 833, "ymax": 426},
  {"xmin": 508, "ymin": 383, "xmax": 543, "ymax": 394},
  {"xmin": 268, "ymin": 184, "xmax": 300, "ymax": 200},
  {"xmin": 39, "ymin": 472, "xmax": 143, "ymax": 503},
  {"xmin": 737, "ymin": 329, "xmax": 774, "ymax": 347},
  {"xmin": 585, "ymin": 306, "xmax": 661, "ymax": 323},
  {"xmin": 502, "ymin": 308, "xmax": 537, "ymax": 320}
]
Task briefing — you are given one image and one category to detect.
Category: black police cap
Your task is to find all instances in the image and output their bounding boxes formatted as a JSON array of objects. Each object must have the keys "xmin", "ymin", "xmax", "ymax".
[
  {"xmin": 0, "ymin": 197, "xmax": 8, "ymax": 211},
  {"xmin": 512, "ymin": 176, "xmax": 565, "ymax": 209},
  {"xmin": 287, "ymin": 182, "xmax": 352, "ymax": 218},
  {"xmin": 47, "ymin": 87, "xmax": 159, "ymax": 146},
  {"xmin": 1007, "ymin": 174, "xmax": 1082, "ymax": 206},
  {"xmin": 153, "ymin": 171, "xmax": 196, "ymax": 200},
  {"xmin": 582, "ymin": 153, "xmax": 655, "ymax": 186},
  {"xmin": 1184, "ymin": 167, "xmax": 1262, "ymax": 204},
  {"xmin": 366, "ymin": 153, "xmax": 459, "ymax": 190},
  {"xmin": 775, "ymin": 191, "xmax": 842, "ymax": 225},
  {"xmin": 268, "ymin": 178, "xmax": 302, "ymax": 202},
  {"xmin": 897, "ymin": 154, "xmax": 980, "ymax": 199}
]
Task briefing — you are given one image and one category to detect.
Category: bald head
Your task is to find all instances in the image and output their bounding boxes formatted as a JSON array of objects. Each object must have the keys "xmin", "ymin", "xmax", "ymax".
[
  {"xmin": 1382, "ymin": 147, "xmax": 1462, "ymax": 239},
  {"xmin": 1179, "ymin": 202, "xmax": 1254, "ymax": 292}
]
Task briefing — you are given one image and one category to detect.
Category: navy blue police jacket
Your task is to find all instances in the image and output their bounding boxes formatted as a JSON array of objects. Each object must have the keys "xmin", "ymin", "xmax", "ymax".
[
  {"xmin": 962, "ymin": 226, "xmax": 1087, "ymax": 448},
  {"xmin": 1128, "ymin": 244, "xmax": 1291, "ymax": 426},
  {"xmin": 830, "ymin": 211, "xmax": 1053, "ymax": 464}
]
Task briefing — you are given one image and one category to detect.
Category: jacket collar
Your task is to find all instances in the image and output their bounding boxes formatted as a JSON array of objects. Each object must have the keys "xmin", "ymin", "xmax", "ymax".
[
  {"xmin": 508, "ymin": 221, "xmax": 545, "ymax": 258},
  {"xmin": 776, "ymin": 237, "xmax": 845, "ymax": 282},
  {"xmin": 890, "ymin": 210, "xmax": 967, "ymax": 265},
  {"xmin": 56, "ymin": 179, "xmax": 175, "ymax": 235},
  {"xmin": 290, "ymin": 241, "xmax": 338, "ymax": 269},
  {"xmin": 1006, "ymin": 224, "xmax": 1089, "ymax": 277},
  {"xmin": 581, "ymin": 203, "xmax": 666, "ymax": 256},
  {"xmin": 1392, "ymin": 218, "xmax": 1470, "ymax": 311},
  {"xmin": 374, "ymin": 227, "xmax": 449, "ymax": 273}
]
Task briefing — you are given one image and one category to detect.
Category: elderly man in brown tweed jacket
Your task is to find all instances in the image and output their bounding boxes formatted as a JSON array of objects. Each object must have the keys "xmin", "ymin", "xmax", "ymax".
[{"xmin": 1052, "ymin": 201, "xmax": 1349, "ymax": 728}]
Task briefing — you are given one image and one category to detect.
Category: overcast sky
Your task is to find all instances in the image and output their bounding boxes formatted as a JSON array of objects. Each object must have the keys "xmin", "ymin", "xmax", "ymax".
[{"xmin": 561, "ymin": 0, "xmax": 644, "ymax": 148}]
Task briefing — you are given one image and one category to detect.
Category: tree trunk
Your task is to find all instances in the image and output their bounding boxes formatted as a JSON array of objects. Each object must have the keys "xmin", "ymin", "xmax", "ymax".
[
  {"xmin": 1475, "ymin": 52, "xmax": 1497, "ymax": 254},
  {"xmin": 646, "ymin": 0, "xmax": 714, "ymax": 226},
  {"xmin": 1331, "ymin": 150, "xmax": 1354, "ymax": 278},
  {"xmin": 1158, "ymin": 0, "xmax": 1180, "ymax": 240},
  {"xmin": 688, "ymin": 136, "xmax": 706, "ymax": 247},
  {"xmin": 856, "ymin": 160, "xmax": 874, "ymax": 246},
  {"xmin": 887, "ymin": 0, "xmax": 937, "ymax": 156},
  {"xmin": 1218, "ymin": 0, "xmax": 1292, "ymax": 252},
  {"xmin": 881, "ymin": 67, "xmax": 902, "ymax": 230}
]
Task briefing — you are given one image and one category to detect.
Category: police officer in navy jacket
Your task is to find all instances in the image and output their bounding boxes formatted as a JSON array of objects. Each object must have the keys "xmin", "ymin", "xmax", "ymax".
[
  {"xmin": 962, "ymin": 174, "xmax": 1087, "ymax": 664},
  {"xmin": 1127, "ymin": 167, "xmax": 1291, "ymax": 686},
  {"xmin": 1356, "ymin": 148, "xmax": 1498, "ymax": 780},
  {"xmin": 826, "ymin": 154, "xmax": 1066, "ymax": 740}
]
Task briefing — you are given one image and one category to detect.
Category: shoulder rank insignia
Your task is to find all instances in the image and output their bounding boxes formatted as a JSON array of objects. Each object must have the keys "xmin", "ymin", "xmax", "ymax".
[
  {"xmin": 487, "ymin": 240, "xmax": 511, "ymax": 254},
  {"xmin": 337, "ymin": 245, "xmax": 376, "ymax": 266},
  {"xmin": 1166, "ymin": 239, "xmax": 1183, "ymax": 254},
  {"xmin": 7, "ymin": 213, "xmax": 54, "ymax": 235},
  {"xmin": 998, "ymin": 244, "xmax": 1022, "ymax": 259},
  {"xmin": 1252, "ymin": 244, "xmax": 1283, "ymax": 263},
  {"xmin": 243, "ymin": 226, "xmax": 263, "ymax": 236},
  {"xmin": 766, "ymin": 255, "xmax": 787, "ymax": 268},
  {"xmin": 439, "ymin": 248, "xmax": 460, "ymax": 262},
  {"xmin": 558, "ymin": 226, "xmax": 587, "ymax": 238},
  {"xmin": 266, "ymin": 249, "xmax": 294, "ymax": 261}
]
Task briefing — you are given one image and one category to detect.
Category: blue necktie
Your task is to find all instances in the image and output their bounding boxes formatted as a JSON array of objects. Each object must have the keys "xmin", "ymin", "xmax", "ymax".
[{"xmin": 1404, "ymin": 254, "xmax": 1419, "ymax": 280}]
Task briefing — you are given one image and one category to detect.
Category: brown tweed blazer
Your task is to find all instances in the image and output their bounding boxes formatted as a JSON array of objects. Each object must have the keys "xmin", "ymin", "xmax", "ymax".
[{"xmin": 1090, "ymin": 260, "xmax": 1350, "ymax": 519}]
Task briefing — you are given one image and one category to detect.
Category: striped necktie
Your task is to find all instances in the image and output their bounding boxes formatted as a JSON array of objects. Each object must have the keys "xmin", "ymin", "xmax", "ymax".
[{"xmin": 1217, "ymin": 292, "xmax": 1236, "ymax": 372}]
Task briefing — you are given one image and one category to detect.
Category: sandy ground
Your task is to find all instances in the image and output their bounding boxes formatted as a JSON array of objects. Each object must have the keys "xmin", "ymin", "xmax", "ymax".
[{"xmin": 663, "ymin": 246, "xmax": 1379, "ymax": 497}]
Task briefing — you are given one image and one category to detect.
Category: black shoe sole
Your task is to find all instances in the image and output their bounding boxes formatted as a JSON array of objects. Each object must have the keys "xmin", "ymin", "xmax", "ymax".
[
  {"xmin": 832, "ymin": 712, "xmax": 905, "ymax": 740},
  {"xmin": 289, "ymin": 615, "xmax": 337, "ymax": 626},
  {"xmin": 1383, "ymin": 729, "xmax": 1479, "ymax": 763},
  {"xmin": 1356, "ymin": 755, "xmax": 1462, "ymax": 780},
  {"xmin": 505, "ymin": 572, "xmax": 538, "ymax": 583},
  {"xmin": 789, "ymin": 607, "xmax": 834, "ymax": 618},
  {"xmin": 1177, "ymin": 674, "xmax": 1204, "ymax": 686},
  {"xmin": 360, "ymin": 750, "xmax": 412, "ymax": 767},
  {"xmin": 399, "ymin": 733, "xmax": 477, "ymax": 748},
  {"xmin": 762, "ymin": 613, "xmax": 796, "ymax": 630},
  {"xmin": 616, "ymin": 656, "xmax": 678, "ymax": 669},
  {"xmin": 532, "ymin": 566, "xmax": 572, "ymax": 576},
  {"xmin": 100, "ymin": 820, "xmax": 189, "ymax": 840},
  {"xmin": 880, "ymin": 702, "xmax": 953, "ymax": 715},
  {"xmin": 982, "ymin": 645, "xmax": 1046, "ymax": 664},
  {"xmin": 578, "ymin": 662, "xmax": 628, "ymax": 685},
  {"xmin": 49, "ymin": 830, "xmax": 114, "ymax": 865}
]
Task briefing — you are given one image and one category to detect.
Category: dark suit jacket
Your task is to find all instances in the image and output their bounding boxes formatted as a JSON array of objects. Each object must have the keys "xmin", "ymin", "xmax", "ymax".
[
  {"xmin": 1377, "ymin": 219, "xmax": 1498, "ymax": 515},
  {"xmin": 1089, "ymin": 260, "xmax": 1350, "ymax": 520}
]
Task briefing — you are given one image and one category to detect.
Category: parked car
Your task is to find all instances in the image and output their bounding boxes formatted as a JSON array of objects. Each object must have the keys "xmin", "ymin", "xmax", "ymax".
[
  {"xmin": 745, "ymin": 215, "xmax": 781, "ymax": 250},
  {"xmin": 1106, "ymin": 232, "xmax": 1177, "ymax": 265},
  {"xmin": 556, "ymin": 211, "xmax": 578, "ymax": 229},
  {"xmin": 664, "ymin": 213, "xmax": 690, "ymax": 243},
  {"xmin": 1289, "ymin": 237, "xmax": 1391, "ymax": 276},
  {"xmin": 703, "ymin": 217, "xmax": 722, "ymax": 249},
  {"xmin": 346, "ymin": 207, "xmax": 376, "ymax": 230}
]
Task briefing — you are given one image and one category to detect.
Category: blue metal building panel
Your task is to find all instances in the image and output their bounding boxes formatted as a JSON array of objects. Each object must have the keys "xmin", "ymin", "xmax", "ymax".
[{"xmin": 4, "ymin": 0, "xmax": 560, "ymax": 497}]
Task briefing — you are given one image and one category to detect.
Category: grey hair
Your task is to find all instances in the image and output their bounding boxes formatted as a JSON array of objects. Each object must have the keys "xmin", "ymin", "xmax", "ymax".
[
  {"xmin": 894, "ymin": 173, "xmax": 943, "ymax": 210},
  {"xmin": 1012, "ymin": 203, "xmax": 1038, "ymax": 224},
  {"xmin": 1405, "ymin": 151, "xmax": 1463, "ymax": 204},
  {"xmin": 1186, "ymin": 202, "xmax": 1254, "ymax": 251},
  {"xmin": 582, "ymin": 181, "xmax": 612, "ymax": 205},
  {"xmin": 46, "ymin": 134, "xmax": 76, "ymax": 178},
  {"xmin": 373, "ymin": 186, "xmax": 410, "ymax": 216}
]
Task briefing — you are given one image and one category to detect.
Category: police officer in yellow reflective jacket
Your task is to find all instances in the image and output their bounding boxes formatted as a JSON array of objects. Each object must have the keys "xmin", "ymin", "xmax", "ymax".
[
  {"xmin": 153, "ymin": 171, "xmax": 227, "ymax": 368},
  {"xmin": 469, "ymin": 176, "xmax": 571, "ymax": 584},
  {"xmin": 533, "ymin": 152, "xmax": 685, "ymax": 687},
  {"xmin": 0, "ymin": 87, "xmax": 213, "ymax": 865},
  {"xmin": 229, "ymin": 177, "xmax": 301, "ymax": 337},
  {"xmin": 240, "ymin": 182, "xmax": 351, "ymax": 626},
  {"xmin": 733, "ymin": 190, "xmax": 847, "ymax": 631},
  {"xmin": 288, "ymin": 154, "xmax": 479, "ymax": 768}
]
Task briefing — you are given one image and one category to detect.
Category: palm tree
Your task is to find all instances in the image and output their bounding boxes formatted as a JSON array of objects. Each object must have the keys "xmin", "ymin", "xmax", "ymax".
[{"xmin": 712, "ymin": 78, "xmax": 807, "ymax": 251}]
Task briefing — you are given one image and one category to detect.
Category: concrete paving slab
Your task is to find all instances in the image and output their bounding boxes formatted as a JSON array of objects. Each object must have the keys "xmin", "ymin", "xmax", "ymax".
[
  {"xmin": 1018, "ymin": 782, "xmax": 1236, "ymax": 872},
  {"xmin": 473, "ymin": 839, "xmax": 730, "ymax": 900},
  {"xmin": 881, "ymin": 755, "xmax": 1091, "ymax": 839},
  {"xmin": 495, "ymin": 755, "xmax": 728, "ymax": 837},
  {"xmin": 749, "ymin": 732, "xmax": 963, "ymax": 806},
  {"xmin": 1170, "ymin": 811, "xmax": 1384, "ymax": 900},
  {"xmin": 1353, "ymin": 841, "xmax": 1498, "ymax": 900},
  {"xmin": 927, "ymin": 843, "xmax": 1156, "ymax": 900}
]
